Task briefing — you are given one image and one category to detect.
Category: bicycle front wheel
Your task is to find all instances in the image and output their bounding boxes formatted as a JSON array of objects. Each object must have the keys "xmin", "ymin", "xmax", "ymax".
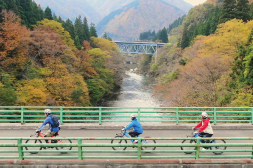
[
  {"xmin": 181, "ymin": 139, "xmax": 196, "ymax": 154},
  {"xmin": 111, "ymin": 136, "xmax": 127, "ymax": 150},
  {"xmin": 211, "ymin": 139, "xmax": 226, "ymax": 155},
  {"xmin": 55, "ymin": 139, "xmax": 72, "ymax": 153},
  {"xmin": 25, "ymin": 135, "xmax": 43, "ymax": 154},
  {"xmin": 141, "ymin": 136, "xmax": 156, "ymax": 152}
]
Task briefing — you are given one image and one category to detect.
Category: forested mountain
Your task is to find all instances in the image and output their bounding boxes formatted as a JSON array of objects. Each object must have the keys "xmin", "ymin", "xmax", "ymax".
[
  {"xmin": 139, "ymin": 0, "xmax": 253, "ymax": 108},
  {"xmin": 86, "ymin": 0, "xmax": 192, "ymax": 17},
  {"xmin": 96, "ymin": 0, "xmax": 185, "ymax": 41},
  {"xmin": 0, "ymin": 0, "xmax": 124, "ymax": 106}
]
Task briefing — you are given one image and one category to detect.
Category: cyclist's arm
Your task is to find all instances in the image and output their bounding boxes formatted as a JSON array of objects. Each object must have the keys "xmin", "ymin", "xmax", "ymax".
[
  {"xmin": 37, "ymin": 118, "xmax": 50, "ymax": 131},
  {"xmin": 194, "ymin": 121, "xmax": 202, "ymax": 129},
  {"xmin": 124, "ymin": 122, "xmax": 134, "ymax": 130}
]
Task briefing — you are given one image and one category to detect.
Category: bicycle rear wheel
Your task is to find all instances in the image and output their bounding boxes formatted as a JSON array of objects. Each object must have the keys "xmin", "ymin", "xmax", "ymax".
[
  {"xmin": 55, "ymin": 139, "xmax": 72, "ymax": 154},
  {"xmin": 210, "ymin": 139, "xmax": 226, "ymax": 155},
  {"xmin": 141, "ymin": 136, "xmax": 156, "ymax": 152},
  {"xmin": 25, "ymin": 135, "xmax": 42, "ymax": 154},
  {"xmin": 181, "ymin": 139, "xmax": 196, "ymax": 154},
  {"xmin": 111, "ymin": 136, "xmax": 127, "ymax": 150}
]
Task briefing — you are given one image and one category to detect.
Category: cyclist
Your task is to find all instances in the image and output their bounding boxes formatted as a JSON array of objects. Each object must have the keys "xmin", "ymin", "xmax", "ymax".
[
  {"xmin": 123, "ymin": 114, "xmax": 143, "ymax": 143},
  {"xmin": 192, "ymin": 111, "xmax": 213, "ymax": 150},
  {"xmin": 36, "ymin": 109, "xmax": 60, "ymax": 143}
]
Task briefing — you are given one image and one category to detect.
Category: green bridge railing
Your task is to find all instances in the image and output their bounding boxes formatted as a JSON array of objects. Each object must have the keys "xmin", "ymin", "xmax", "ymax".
[
  {"xmin": 1, "ymin": 137, "xmax": 253, "ymax": 160},
  {"xmin": 0, "ymin": 106, "xmax": 252, "ymax": 125}
]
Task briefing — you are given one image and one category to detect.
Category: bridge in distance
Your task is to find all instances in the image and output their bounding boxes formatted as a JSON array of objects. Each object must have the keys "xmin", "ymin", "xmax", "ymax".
[{"xmin": 114, "ymin": 41, "xmax": 168, "ymax": 55}]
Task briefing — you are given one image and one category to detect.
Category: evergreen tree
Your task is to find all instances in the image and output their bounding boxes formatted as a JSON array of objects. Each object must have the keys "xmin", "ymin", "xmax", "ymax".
[
  {"xmin": 82, "ymin": 17, "xmax": 90, "ymax": 41},
  {"xmin": 63, "ymin": 19, "xmax": 75, "ymax": 40},
  {"xmin": 159, "ymin": 27, "xmax": 168, "ymax": 43},
  {"xmin": 219, "ymin": 0, "xmax": 237, "ymax": 23},
  {"xmin": 44, "ymin": 6, "xmax": 53, "ymax": 20},
  {"xmin": 74, "ymin": 16, "xmax": 83, "ymax": 49},
  {"xmin": 90, "ymin": 23, "xmax": 97, "ymax": 37},
  {"xmin": 180, "ymin": 25, "xmax": 190, "ymax": 49},
  {"xmin": 236, "ymin": 0, "xmax": 250, "ymax": 22}
]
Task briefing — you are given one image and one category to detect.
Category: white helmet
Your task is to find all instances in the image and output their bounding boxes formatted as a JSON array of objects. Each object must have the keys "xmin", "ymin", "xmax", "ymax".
[
  {"xmin": 130, "ymin": 114, "xmax": 136, "ymax": 120},
  {"xmin": 44, "ymin": 109, "xmax": 51, "ymax": 114},
  {"xmin": 202, "ymin": 112, "xmax": 208, "ymax": 119}
]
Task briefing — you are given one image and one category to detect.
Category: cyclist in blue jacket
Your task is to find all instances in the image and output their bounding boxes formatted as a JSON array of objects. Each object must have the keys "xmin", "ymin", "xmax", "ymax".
[
  {"xmin": 36, "ymin": 109, "xmax": 60, "ymax": 140},
  {"xmin": 123, "ymin": 114, "xmax": 143, "ymax": 143}
]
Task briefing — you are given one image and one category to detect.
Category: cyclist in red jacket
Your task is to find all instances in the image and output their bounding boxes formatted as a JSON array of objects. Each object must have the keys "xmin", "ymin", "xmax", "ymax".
[{"xmin": 192, "ymin": 112, "xmax": 213, "ymax": 150}]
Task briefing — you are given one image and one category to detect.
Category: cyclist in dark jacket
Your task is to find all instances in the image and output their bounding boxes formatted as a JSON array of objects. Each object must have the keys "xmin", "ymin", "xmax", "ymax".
[
  {"xmin": 36, "ymin": 109, "xmax": 60, "ymax": 138},
  {"xmin": 124, "ymin": 114, "xmax": 143, "ymax": 143}
]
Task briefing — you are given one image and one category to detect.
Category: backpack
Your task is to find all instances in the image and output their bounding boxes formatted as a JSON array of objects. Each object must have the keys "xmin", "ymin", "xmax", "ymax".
[{"xmin": 51, "ymin": 115, "xmax": 60, "ymax": 128}]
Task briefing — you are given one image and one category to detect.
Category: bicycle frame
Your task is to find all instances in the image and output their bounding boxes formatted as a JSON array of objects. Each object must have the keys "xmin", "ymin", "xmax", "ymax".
[
  {"xmin": 117, "ymin": 130, "xmax": 147, "ymax": 143},
  {"xmin": 192, "ymin": 132, "xmax": 216, "ymax": 144}
]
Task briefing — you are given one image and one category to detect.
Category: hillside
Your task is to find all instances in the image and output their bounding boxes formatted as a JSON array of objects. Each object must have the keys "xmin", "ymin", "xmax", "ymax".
[
  {"xmin": 97, "ymin": 0, "xmax": 185, "ymax": 41},
  {"xmin": 86, "ymin": 0, "xmax": 192, "ymax": 17},
  {"xmin": 33, "ymin": 0, "xmax": 101, "ymax": 23}
]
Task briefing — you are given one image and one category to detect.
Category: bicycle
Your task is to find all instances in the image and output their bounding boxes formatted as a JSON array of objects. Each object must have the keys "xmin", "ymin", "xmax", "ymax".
[
  {"xmin": 25, "ymin": 130, "xmax": 72, "ymax": 154},
  {"xmin": 181, "ymin": 131, "xmax": 226, "ymax": 155},
  {"xmin": 111, "ymin": 129, "xmax": 156, "ymax": 152}
]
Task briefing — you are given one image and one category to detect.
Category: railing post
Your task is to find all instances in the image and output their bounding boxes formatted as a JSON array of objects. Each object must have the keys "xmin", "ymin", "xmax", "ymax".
[
  {"xmin": 213, "ymin": 108, "xmax": 217, "ymax": 125},
  {"xmin": 60, "ymin": 107, "xmax": 63, "ymax": 125},
  {"xmin": 21, "ymin": 107, "xmax": 24, "ymax": 125},
  {"xmin": 17, "ymin": 139, "xmax": 24, "ymax": 160},
  {"xmin": 138, "ymin": 108, "xmax": 141, "ymax": 121},
  {"xmin": 99, "ymin": 107, "xmax": 102, "ymax": 125},
  {"xmin": 78, "ymin": 139, "xmax": 83, "ymax": 160},
  {"xmin": 195, "ymin": 138, "xmax": 200, "ymax": 160},
  {"xmin": 137, "ymin": 137, "xmax": 142, "ymax": 160},
  {"xmin": 251, "ymin": 108, "xmax": 253, "ymax": 125},
  {"xmin": 176, "ymin": 108, "xmax": 179, "ymax": 125}
]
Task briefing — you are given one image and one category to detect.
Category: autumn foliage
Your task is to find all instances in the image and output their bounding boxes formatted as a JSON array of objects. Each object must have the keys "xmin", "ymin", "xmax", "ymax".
[
  {"xmin": 155, "ymin": 19, "xmax": 253, "ymax": 107},
  {"xmin": 0, "ymin": 10, "xmax": 123, "ymax": 106}
]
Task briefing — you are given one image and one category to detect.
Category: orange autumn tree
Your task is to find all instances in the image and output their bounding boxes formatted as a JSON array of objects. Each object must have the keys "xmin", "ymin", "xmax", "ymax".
[
  {"xmin": 159, "ymin": 19, "xmax": 253, "ymax": 107},
  {"xmin": 0, "ymin": 10, "xmax": 30, "ymax": 77}
]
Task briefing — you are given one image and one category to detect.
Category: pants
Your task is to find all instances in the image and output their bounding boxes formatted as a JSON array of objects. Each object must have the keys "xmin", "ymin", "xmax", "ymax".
[
  {"xmin": 44, "ymin": 130, "xmax": 57, "ymax": 143},
  {"xmin": 199, "ymin": 133, "xmax": 213, "ymax": 148},
  {"xmin": 129, "ymin": 131, "xmax": 141, "ymax": 137}
]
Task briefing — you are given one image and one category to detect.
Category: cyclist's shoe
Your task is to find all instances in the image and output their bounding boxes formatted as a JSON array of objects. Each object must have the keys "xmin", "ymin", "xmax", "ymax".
[
  {"xmin": 133, "ymin": 140, "xmax": 138, "ymax": 144},
  {"xmin": 202, "ymin": 147, "xmax": 209, "ymax": 150}
]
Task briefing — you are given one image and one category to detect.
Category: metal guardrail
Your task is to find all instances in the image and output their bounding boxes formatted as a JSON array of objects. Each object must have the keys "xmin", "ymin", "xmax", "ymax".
[
  {"xmin": 0, "ymin": 106, "xmax": 252, "ymax": 125},
  {"xmin": 1, "ymin": 137, "xmax": 253, "ymax": 160}
]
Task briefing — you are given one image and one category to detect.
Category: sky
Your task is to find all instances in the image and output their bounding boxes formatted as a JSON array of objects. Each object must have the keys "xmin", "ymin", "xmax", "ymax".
[{"xmin": 184, "ymin": 0, "xmax": 207, "ymax": 6}]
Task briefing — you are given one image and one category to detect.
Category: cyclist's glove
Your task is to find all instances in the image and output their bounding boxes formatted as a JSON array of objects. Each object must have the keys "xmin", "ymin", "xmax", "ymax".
[
  {"xmin": 192, "ymin": 127, "xmax": 197, "ymax": 131},
  {"xmin": 121, "ymin": 126, "xmax": 125, "ymax": 131}
]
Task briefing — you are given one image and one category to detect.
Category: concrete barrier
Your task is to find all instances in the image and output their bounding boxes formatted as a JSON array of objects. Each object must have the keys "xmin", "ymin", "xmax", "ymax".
[{"xmin": 0, "ymin": 159, "xmax": 253, "ymax": 168}]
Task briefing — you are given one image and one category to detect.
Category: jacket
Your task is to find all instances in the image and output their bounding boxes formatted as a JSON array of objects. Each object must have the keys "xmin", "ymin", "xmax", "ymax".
[
  {"xmin": 38, "ymin": 114, "xmax": 60, "ymax": 132},
  {"xmin": 124, "ymin": 118, "xmax": 143, "ymax": 134},
  {"xmin": 194, "ymin": 118, "xmax": 213, "ymax": 134}
]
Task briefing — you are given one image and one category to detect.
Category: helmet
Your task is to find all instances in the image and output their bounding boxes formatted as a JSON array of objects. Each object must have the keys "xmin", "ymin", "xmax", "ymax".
[
  {"xmin": 130, "ymin": 114, "xmax": 136, "ymax": 120},
  {"xmin": 44, "ymin": 109, "xmax": 51, "ymax": 114},
  {"xmin": 201, "ymin": 112, "xmax": 208, "ymax": 119}
]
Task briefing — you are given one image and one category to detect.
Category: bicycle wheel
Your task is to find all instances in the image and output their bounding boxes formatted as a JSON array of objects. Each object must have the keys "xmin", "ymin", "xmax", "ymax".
[
  {"xmin": 25, "ymin": 135, "xmax": 43, "ymax": 154},
  {"xmin": 181, "ymin": 139, "xmax": 196, "ymax": 154},
  {"xmin": 55, "ymin": 139, "xmax": 72, "ymax": 154},
  {"xmin": 141, "ymin": 136, "xmax": 156, "ymax": 152},
  {"xmin": 111, "ymin": 136, "xmax": 127, "ymax": 150},
  {"xmin": 210, "ymin": 139, "xmax": 226, "ymax": 155}
]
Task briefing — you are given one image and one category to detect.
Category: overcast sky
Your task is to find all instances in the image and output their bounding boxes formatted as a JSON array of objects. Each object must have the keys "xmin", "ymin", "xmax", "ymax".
[{"xmin": 184, "ymin": 0, "xmax": 207, "ymax": 6}]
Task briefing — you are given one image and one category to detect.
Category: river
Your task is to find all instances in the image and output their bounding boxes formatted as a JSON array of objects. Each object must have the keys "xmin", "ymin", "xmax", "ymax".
[{"xmin": 101, "ymin": 69, "xmax": 162, "ymax": 107}]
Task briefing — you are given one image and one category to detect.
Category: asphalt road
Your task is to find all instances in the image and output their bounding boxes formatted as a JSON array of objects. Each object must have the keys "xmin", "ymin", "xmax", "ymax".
[{"xmin": 1, "ymin": 129, "xmax": 253, "ymax": 160}]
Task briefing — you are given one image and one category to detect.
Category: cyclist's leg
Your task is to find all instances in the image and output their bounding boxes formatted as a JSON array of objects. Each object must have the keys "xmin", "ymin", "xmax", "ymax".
[
  {"xmin": 202, "ymin": 133, "xmax": 213, "ymax": 149},
  {"xmin": 44, "ymin": 131, "xmax": 57, "ymax": 143},
  {"xmin": 129, "ymin": 131, "xmax": 141, "ymax": 143}
]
